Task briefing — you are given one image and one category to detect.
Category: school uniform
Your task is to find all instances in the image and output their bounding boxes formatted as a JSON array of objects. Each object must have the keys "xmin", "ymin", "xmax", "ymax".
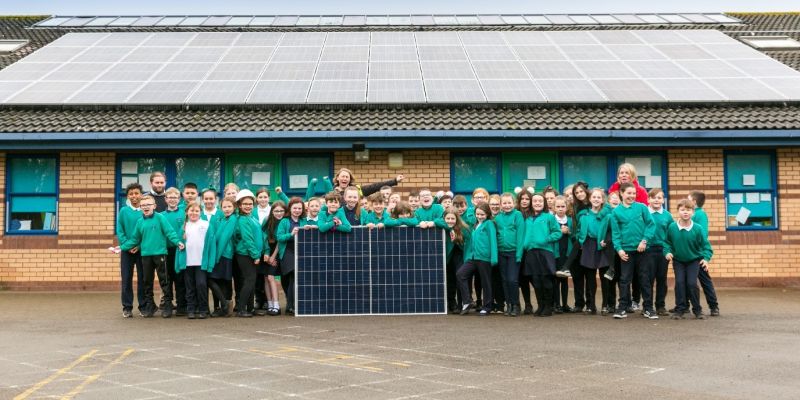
[
  {"xmin": 457, "ymin": 219, "xmax": 497, "ymax": 313},
  {"xmin": 120, "ymin": 212, "xmax": 182, "ymax": 316},
  {"xmin": 610, "ymin": 202, "xmax": 656, "ymax": 316},
  {"xmin": 233, "ymin": 212, "xmax": 265, "ymax": 316},
  {"xmin": 201, "ymin": 207, "xmax": 224, "ymax": 224},
  {"xmin": 446, "ymin": 225, "xmax": 471, "ymax": 312},
  {"xmin": 276, "ymin": 217, "xmax": 302, "ymax": 314},
  {"xmin": 564, "ymin": 204, "xmax": 588, "ymax": 311},
  {"xmin": 256, "ymin": 205, "xmax": 271, "ymax": 225},
  {"xmin": 360, "ymin": 209, "xmax": 391, "ymax": 226},
  {"xmin": 553, "ymin": 214, "xmax": 572, "ymax": 311},
  {"xmin": 175, "ymin": 219, "xmax": 216, "ymax": 316},
  {"xmin": 161, "ymin": 207, "xmax": 187, "ymax": 315},
  {"xmin": 209, "ymin": 213, "xmax": 237, "ymax": 315},
  {"xmin": 648, "ymin": 206, "xmax": 674, "ymax": 311},
  {"xmin": 342, "ymin": 205, "xmax": 361, "ymax": 226},
  {"xmin": 384, "ymin": 216, "xmax": 420, "ymax": 227},
  {"xmin": 664, "ymin": 221, "xmax": 713, "ymax": 316},
  {"xmin": 577, "ymin": 207, "xmax": 611, "ymax": 313},
  {"xmin": 324, "ymin": 177, "xmax": 399, "ymax": 198},
  {"xmin": 116, "ymin": 205, "xmax": 144, "ymax": 314},
  {"xmin": 495, "ymin": 209, "xmax": 525, "ymax": 313},
  {"xmin": 302, "ymin": 215, "xmax": 319, "ymax": 227},
  {"xmin": 414, "ymin": 204, "xmax": 448, "ymax": 229},
  {"xmin": 318, "ymin": 208, "xmax": 353, "ymax": 233},
  {"xmin": 693, "ymin": 207, "xmax": 719, "ymax": 311},
  {"xmin": 522, "ymin": 212, "xmax": 563, "ymax": 316}
]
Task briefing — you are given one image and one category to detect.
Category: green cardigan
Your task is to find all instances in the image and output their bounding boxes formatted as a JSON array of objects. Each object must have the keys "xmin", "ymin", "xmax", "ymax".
[{"xmin": 174, "ymin": 220, "xmax": 217, "ymax": 273}]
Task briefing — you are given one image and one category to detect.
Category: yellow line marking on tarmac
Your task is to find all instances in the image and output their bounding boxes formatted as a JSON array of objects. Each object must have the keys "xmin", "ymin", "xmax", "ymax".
[
  {"xmin": 60, "ymin": 348, "xmax": 135, "ymax": 400},
  {"xmin": 13, "ymin": 349, "xmax": 98, "ymax": 400},
  {"xmin": 249, "ymin": 346, "xmax": 409, "ymax": 372}
]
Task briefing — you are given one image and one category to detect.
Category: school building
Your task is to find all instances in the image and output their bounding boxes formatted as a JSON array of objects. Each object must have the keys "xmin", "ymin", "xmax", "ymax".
[{"xmin": 1, "ymin": 12, "xmax": 799, "ymax": 290}]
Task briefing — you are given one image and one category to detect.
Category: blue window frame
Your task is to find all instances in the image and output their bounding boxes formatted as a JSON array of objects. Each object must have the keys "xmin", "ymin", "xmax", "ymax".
[
  {"xmin": 559, "ymin": 152, "xmax": 668, "ymax": 194},
  {"xmin": 450, "ymin": 153, "xmax": 501, "ymax": 202},
  {"xmin": 116, "ymin": 155, "xmax": 223, "ymax": 210},
  {"xmin": 724, "ymin": 151, "xmax": 778, "ymax": 230},
  {"xmin": 281, "ymin": 154, "xmax": 333, "ymax": 198},
  {"xmin": 5, "ymin": 154, "xmax": 59, "ymax": 235}
]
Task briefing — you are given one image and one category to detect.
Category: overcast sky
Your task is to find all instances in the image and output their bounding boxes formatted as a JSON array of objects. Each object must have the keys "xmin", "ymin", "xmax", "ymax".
[{"xmin": 1, "ymin": 0, "xmax": 798, "ymax": 15}]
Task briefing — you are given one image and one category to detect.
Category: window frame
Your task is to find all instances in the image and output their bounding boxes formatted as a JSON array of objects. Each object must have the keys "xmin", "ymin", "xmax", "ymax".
[
  {"xmin": 224, "ymin": 152, "xmax": 283, "ymax": 201},
  {"xmin": 558, "ymin": 151, "xmax": 669, "ymax": 195},
  {"xmin": 5, "ymin": 153, "xmax": 60, "ymax": 235},
  {"xmin": 723, "ymin": 150, "xmax": 778, "ymax": 231},
  {"xmin": 450, "ymin": 152, "xmax": 503, "ymax": 199},
  {"xmin": 500, "ymin": 151, "xmax": 559, "ymax": 194},
  {"xmin": 280, "ymin": 153, "xmax": 334, "ymax": 198}
]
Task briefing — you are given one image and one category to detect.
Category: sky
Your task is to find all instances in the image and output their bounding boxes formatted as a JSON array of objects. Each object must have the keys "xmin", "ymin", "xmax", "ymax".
[{"xmin": 0, "ymin": 0, "xmax": 798, "ymax": 15}]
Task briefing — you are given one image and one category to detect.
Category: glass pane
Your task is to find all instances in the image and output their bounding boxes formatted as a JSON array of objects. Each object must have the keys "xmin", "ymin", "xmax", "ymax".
[
  {"xmin": 231, "ymin": 160, "xmax": 278, "ymax": 191},
  {"xmin": 562, "ymin": 155, "xmax": 608, "ymax": 191},
  {"xmin": 11, "ymin": 196, "xmax": 57, "ymax": 212},
  {"xmin": 9, "ymin": 207, "xmax": 56, "ymax": 231},
  {"xmin": 726, "ymin": 193, "xmax": 775, "ymax": 228},
  {"xmin": 118, "ymin": 157, "xmax": 168, "ymax": 194},
  {"xmin": 615, "ymin": 155, "xmax": 664, "ymax": 189},
  {"xmin": 284, "ymin": 155, "xmax": 331, "ymax": 196},
  {"xmin": 506, "ymin": 159, "xmax": 551, "ymax": 192},
  {"xmin": 10, "ymin": 158, "xmax": 57, "ymax": 193},
  {"xmin": 452, "ymin": 155, "xmax": 499, "ymax": 193},
  {"xmin": 726, "ymin": 154, "xmax": 773, "ymax": 191},
  {"xmin": 175, "ymin": 157, "xmax": 222, "ymax": 191}
]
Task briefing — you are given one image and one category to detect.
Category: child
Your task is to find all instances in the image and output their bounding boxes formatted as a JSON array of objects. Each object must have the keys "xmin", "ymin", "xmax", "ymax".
[
  {"xmin": 560, "ymin": 185, "xmax": 572, "ymax": 204},
  {"xmin": 664, "ymin": 199, "xmax": 713, "ymax": 320},
  {"xmin": 380, "ymin": 185, "xmax": 393, "ymax": 202},
  {"xmin": 201, "ymin": 188, "xmax": 223, "ymax": 223},
  {"xmin": 263, "ymin": 201, "xmax": 286, "ymax": 315},
  {"xmin": 456, "ymin": 203, "xmax": 498, "ymax": 316},
  {"xmin": 223, "ymin": 183, "xmax": 239, "ymax": 200},
  {"xmin": 387, "ymin": 193, "xmax": 401, "ymax": 213},
  {"xmin": 488, "ymin": 195, "xmax": 501, "ymax": 218},
  {"xmin": 341, "ymin": 186, "xmax": 362, "ymax": 226},
  {"xmin": 608, "ymin": 191, "xmax": 621, "ymax": 208},
  {"xmin": 515, "ymin": 187, "xmax": 535, "ymax": 314},
  {"xmin": 543, "ymin": 186, "xmax": 558, "ymax": 213},
  {"xmin": 319, "ymin": 192, "xmax": 352, "ymax": 233},
  {"xmin": 610, "ymin": 182, "xmax": 656, "ymax": 319},
  {"xmin": 233, "ymin": 189, "xmax": 263, "ymax": 318},
  {"xmin": 689, "ymin": 190, "xmax": 720, "ymax": 316},
  {"xmin": 361, "ymin": 192, "xmax": 390, "ymax": 228},
  {"xmin": 494, "ymin": 193, "xmax": 524, "ymax": 317},
  {"xmin": 466, "ymin": 188, "xmax": 489, "ymax": 304},
  {"xmin": 117, "ymin": 183, "xmax": 144, "ymax": 318},
  {"xmin": 255, "ymin": 187, "xmax": 271, "ymax": 225},
  {"xmin": 209, "ymin": 196, "xmax": 237, "ymax": 317},
  {"xmin": 648, "ymin": 188, "xmax": 673, "ymax": 316},
  {"xmin": 407, "ymin": 190, "xmax": 420, "ymax": 212},
  {"xmin": 552, "ymin": 196, "xmax": 574, "ymax": 313},
  {"xmin": 522, "ymin": 193, "xmax": 562, "ymax": 317},
  {"xmin": 303, "ymin": 197, "xmax": 321, "ymax": 228},
  {"xmin": 387, "ymin": 201, "xmax": 420, "ymax": 227},
  {"xmin": 175, "ymin": 203, "xmax": 216, "ymax": 319},
  {"xmin": 276, "ymin": 197, "xmax": 305, "ymax": 315},
  {"xmin": 415, "ymin": 189, "xmax": 447, "ymax": 229},
  {"xmin": 120, "ymin": 194, "xmax": 184, "ymax": 318},
  {"xmin": 180, "ymin": 182, "xmax": 199, "ymax": 210},
  {"xmin": 161, "ymin": 187, "xmax": 187, "ymax": 317},
  {"xmin": 438, "ymin": 193, "xmax": 453, "ymax": 210},
  {"xmin": 444, "ymin": 208, "xmax": 471, "ymax": 313},
  {"xmin": 577, "ymin": 188, "xmax": 611, "ymax": 315}
]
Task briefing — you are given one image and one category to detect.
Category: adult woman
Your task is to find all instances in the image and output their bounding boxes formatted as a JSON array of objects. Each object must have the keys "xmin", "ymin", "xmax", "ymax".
[
  {"xmin": 325, "ymin": 168, "xmax": 405, "ymax": 197},
  {"xmin": 608, "ymin": 163, "xmax": 649, "ymax": 205}
]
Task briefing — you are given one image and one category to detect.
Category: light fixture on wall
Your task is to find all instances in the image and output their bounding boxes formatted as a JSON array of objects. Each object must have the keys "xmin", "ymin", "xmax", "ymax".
[
  {"xmin": 353, "ymin": 142, "xmax": 369, "ymax": 162},
  {"xmin": 388, "ymin": 152, "xmax": 403, "ymax": 169}
]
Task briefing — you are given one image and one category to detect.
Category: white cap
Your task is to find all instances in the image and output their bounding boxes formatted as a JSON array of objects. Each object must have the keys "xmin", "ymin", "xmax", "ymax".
[{"xmin": 235, "ymin": 189, "xmax": 256, "ymax": 203}]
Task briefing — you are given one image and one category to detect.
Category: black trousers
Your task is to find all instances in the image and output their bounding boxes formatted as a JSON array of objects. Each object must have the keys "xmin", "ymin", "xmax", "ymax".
[
  {"xmin": 565, "ymin": 246, "xmax": 585, "ymax": 308},
  {"xmin": 235, "ymin": 255, "xmax": 258, "ymax": 313},
  {"xmin": 617, "ymin": 251, "xmax": 653, "ymax": 312},
  {"xmin": 497, "ymin": 251, "xmax": 518, "ymax": 307},
  {"xmin": 698, "ymin": 267, "xmax": 719, "ymax": 309},
  {"xmin": 457, "ymin": 260, "xmax": 493, "ymax": 311},
  {"xmin": 120, "ymin": 251, "xmax": 144, "ymax": 312},
  {"xmin": 525, "ymin": 249, "xmax": 555, "ymax": 311},
  {"xmin": 255, "ymin": 272, "xmax": 267, "ymax": 307},
  {"xmin": 446, "ymin": 248, "xmax": 463, "ymax": 309},
  {"xmin": 166, "ymin": 247, "xmax": 187, "ymax": 311},
  {"xmin": 491, "ymin": 266, "xmax": 504, "ymax": 308},
  {"xmin": 647, "ymin": 246, "xmax": 669, "ymax": 309},
  {"xmin": 141, "ymin": 255, "xmax": 168, "ymax": 313},
  {"xmin": 582, "ymin": 267, "xmax": 599, "ymax": 311},
  {"xmin": 281, "ymin": 271, "xmax": 295, "ymax": 311},
  {"xmin": 184, "ymin": 266, "xmax": 208, "ymax": 313},
  {"xmin": 674, "ymin": 259, "xmax": 702, "ymax": 315},
  {"xmin": 554, "ymin": 256, "xmax": 569, "ymax": 308}
]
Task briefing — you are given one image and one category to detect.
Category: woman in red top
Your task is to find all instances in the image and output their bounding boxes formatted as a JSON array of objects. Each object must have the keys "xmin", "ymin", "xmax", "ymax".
[{"xmin": 608, "ymin": 163, "xmax": 649, "ymax": 205}]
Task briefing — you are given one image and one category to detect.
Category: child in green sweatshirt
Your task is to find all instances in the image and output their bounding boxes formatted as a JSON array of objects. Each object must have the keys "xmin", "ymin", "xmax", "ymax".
[
  {"xmin": 117, "ymin": 183, "xmax": 144, "ymax": 318},
  {"xmin": 689, "ymin": 190, "xmax": 719, "ymax": 316},
  {"xmin": 120, "ymin": 194, "xmax": 184, "ymax": 318},
  {"xmin": 161, "ymin": 187, "xmax": 187, "ymax": 317},
  {"xmin": 386, "ymin": 201, "xmax": 420, "ymax": 227},
  {"xmin": 456, "ymin": 203, "xmax": 498, "ymax": 316},
  {"xmin": 444, "ymin": 208, "xmax": 471, "ymax": 314},
  {"xmin": 610, "ymin": 183, "xmax": 656, "ymax": 320},
  {"xmin": 233, "ymin": 189, "xmax": 264, "ymax": 317},
  {"xmin": 665, "ymin": 199, "xmax": 713, "ymax": 320},
  {"xmin": 415, "ymin": 189, "xmax": 448, "ymax": 229},
  {"xmin": 522, "ymin": 193, "xmax": 562, "ymax": 317},
  {"xmin": 209, "ymin": 196, "xmax": 237, "ymax": 317},
  {"xmin": 577, "ymin": 188, "xmax": 612, "ymax": 315},
  {"xmin": 647, "ymin": 188, "xmax": 674, "ymax": 316},
  {"xmin": 361, "ymin": 193, "xmax": 391, "ymax": 228},
  {"xmin": 318, "ymin": 192, "xmax": 352, "ymax": 233},
  {"xmin": 494, "ymin": 193, "xmax": 525, "ymax": 317}
]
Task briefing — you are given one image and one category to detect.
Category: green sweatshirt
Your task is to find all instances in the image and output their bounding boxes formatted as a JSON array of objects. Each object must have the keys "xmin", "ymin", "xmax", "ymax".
[
  {"xmin": 523, "ymin": 212, "xmax": 562, "ymax": 255},
  {"xmin": 577, "ymin": 207, "xmax": 611, "ymax": 251},
  {"xmin": 462, "ymin": 207, "xmax": 476, "ymax": 227},
  {"xmin": 648, "ymin": 207, "xmax": 675, "ymax": 248},
  {"xmin": 201, "ymin": 208, "xmax": 224, "ymax": 225},
  {"xmin": 692, "ymin": 207, "xmax": 709, "ymax": 239},
  {"xmin": 160, "ymin": 208, "xmax": 184, "ymax": 249},
  {"xmin": 467, "ymin": 220, "xmax": 498, "ymax": 265},
  {"xmin": 494, "ymin": 209, "xmax": 525, "ymax": 262},
  {"xmin": 174, "ymin": 220, "xmax": 217, "ymax": 273},
  {"xmin": 385, "ymin": 216, "xmax": 420, "ymax": 227},
  {"xmin": 116, "ymin": 206, "xmax": 142, "ymax": 245},
  {"xmin": 120, "ymin": 213, "xmax": 182, "ymax": 256},
  {"xmin": 318, "ymin": 208, "xmax": 352, "ymax": 233},
  {"xmin": 276, "ymin": 217, "xmax": 302, "ymax": 259},
  {"xmin": 302, "ymin": 216, "xmax": 319, "ymax": 227},
  {"xmin": 414, "ymin": 204, "xmax": 447, "ymax": 229},
  {"xmin": 234, "ymin": 213, "xmax": 264, "ymax": 260},
  {"xmin": 611, "ymin": 202, "xmax": 655, "ymax": 252},
  {"xmin": 360, "ymin": 209, "xmax": 391, "ymax": 225},
  {"xmin": 663, "ymin": 221, "xmax": 713, "ymax": 263},
  {"xmin": 214, "ymin": 214, "xmax": 237, "ymax": 261}
]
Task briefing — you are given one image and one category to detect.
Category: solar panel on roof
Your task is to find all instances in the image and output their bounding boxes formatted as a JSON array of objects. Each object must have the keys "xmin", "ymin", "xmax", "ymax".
[
  {"xmin": 206, "ymin": 63, "xmax": 264, "ymax": 80},
  {"xmin": 68, "ymin": 81, "xmax": 142, "ymax": 104},
  {"xmin": 570, "ymin": 15, "xmax": 598, "ymax": 25},
  {"xmin": 369, "ymin": 62, "xmax": 421, "ymax": 80},
  {"xmin": 261, "ymin": 62, "xmax": 316, "ymax": 80},
  {"xmin": 187, "ymin": 80, "xmax": 254, "ymax": 103},
  {"xmin": 97, "ymin": 63, "xmax": 162, "ymax": 81},
  {"xmin": 472, "ymin": 61, "xmax": 529, "ymax": 80},
  {"xmin": 575, "ymin": 61, "xmax": 638, "ymax": 79},
  {"xmin": 592, "ymin": 79, "xmax": 665, "ymax": 102},
  {"xmin": 295, "ymin": 228, "xmax": 446, "ymax": 316},
  {"xmin": 646, "ymin": 78, "xmax": 724, "ymax": 102},
  {"xmin": 367, "ymin": 79, "xmax": 426, "ymax": 103},
  {"xmin": 128, "ymin": 81, "xmax": 198, "ymax": 104},
  {"xmin": 319, "ymin": 45, "xmax": 369, "ymax": 62},
  {"xmin": 225, "ymin": 16, "xmax": 253, "ymax": 26},
  {"xmin": 420, "ymin": 61, "xmax": 475, "ymax": 80},
  {"xmin": 704, "ymin": 78, "xmax": 784, "ymax": 101},
  {"xmin": 760, "ymin": 77, "xmax": 800, "ymax": 99},
  {"xmin": 370, "ymin": 46, "xmax": 417, "ymax": 61},
  {"xmin": 307, "ymin": 79, "xmax": 367, "ymax": 103},
  {"xmin": 320, "ymin": 16, "xmax": 343, "ymax": 26},
  {"xmin": 424, "ymin": 79, "xmax": 485, "ymax": 102},
  {"xmin": 155, "ymin": 16, "xmax": 185, "ymax": 26},
  {"xmin": 314, "ymin": 62, "xmax": 367, "ymax": 80},
  {"xmin": 248, "ymin": 80, "xmax": 310, "ymax": 103},
  {"xmin": 524, "ymin": 61, "xmax": 584, "ymax": 79},
  {"xmin": 481, "ymin": 79, "xmax": 545, "ymax": 102},
  {"xmin": 536, "ymin": 79, "xmax": 606, "ymax": 102}
]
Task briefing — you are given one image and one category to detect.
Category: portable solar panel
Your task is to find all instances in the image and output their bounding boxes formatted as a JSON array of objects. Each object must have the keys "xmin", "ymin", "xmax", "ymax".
[{"xmin": 295, "ymin": 226, "xmax": 447, "ymax": 316}]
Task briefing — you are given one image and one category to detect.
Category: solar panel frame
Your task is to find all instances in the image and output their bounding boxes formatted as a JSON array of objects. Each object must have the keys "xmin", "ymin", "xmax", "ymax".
[{"xmin": 247, "ymin": 80, "xmax": 311, "ymax": 103}]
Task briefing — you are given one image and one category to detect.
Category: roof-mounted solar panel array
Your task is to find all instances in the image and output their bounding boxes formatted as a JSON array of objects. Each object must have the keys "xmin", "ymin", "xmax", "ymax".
[
  {"xmin": 2, "ymin": 29, "xmax": 799, "ymax": 106},
  {"xmin": 33, "ymin": 13, "xmax": 742, "ymax": 28}
]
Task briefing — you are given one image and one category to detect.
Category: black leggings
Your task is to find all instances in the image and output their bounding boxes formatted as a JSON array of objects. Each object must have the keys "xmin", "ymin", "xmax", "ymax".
[
  {"xmin": 281, "ymin": 271, "xmax": 295, "ymax": 311},
  {"xmin": 457, "ymin": 260, "xmax": 493, "ymax": 311},
  {"xmin": 235, "ymin": 255, "xmax": 258, "ymax": 313}
]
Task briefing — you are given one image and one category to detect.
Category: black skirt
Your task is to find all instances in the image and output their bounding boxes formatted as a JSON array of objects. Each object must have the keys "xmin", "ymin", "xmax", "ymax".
[
  {"xmin": 281, "ymin": 247, "xmax": 296, "ymax": 275},
  {"xmin": 580, "ymin": 237, "xmax": 609, "ymax": 269},
  {"xmin": 209, "ymin": 256, "xmax": 233, "ymax": 280},
  {"xmin": 523, "ymin": 249, "xmax": 556, "ymax": 276}
]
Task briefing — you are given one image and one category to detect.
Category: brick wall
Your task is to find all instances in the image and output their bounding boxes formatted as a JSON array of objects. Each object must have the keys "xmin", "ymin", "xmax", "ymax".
[{"xmin": 333, "ymin": 150, "xmax": 451, "ymax": 197}]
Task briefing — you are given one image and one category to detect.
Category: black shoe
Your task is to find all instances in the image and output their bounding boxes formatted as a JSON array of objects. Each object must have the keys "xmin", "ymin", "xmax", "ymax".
[
  {"xmin": 253, "ymin": 309, "xmax": 267, "ymax": 316},
  {"xmin": 657, "ymin": 307, "xmax": 669, "ymax": 316},
  {"xmin": 588, "ymin": 308, "xmax": 597, "ymax": 315},
  {"xmin": 175, "ymin": 309, "xmax": 187, "ymax": 317},
  {"xmin": 613, "ymin": 310, "xmax": 628, "ymax": 319},
  {"xmin": 523, "ymin": 306, "xmax": 533, "ymax": 315},
  {"xmin": 710, "ymin": 307, "xmax": 720, "ymax": 317},
  {"xmin": 509, "ymin": 305, "xmax": 519, "ymax": 317},
  {"xmin": 460, "ymin": 304, "xmax": 472, "ymax": 315},
  {"xmin": 211, "ymin": 308, "xmax": 224, "ymax": 318},
  {"xmin": 553, "ymin": 306, "xmax": 563, "ymax": 314},
  {"xmin": 143, "ymin": 306, "xmax": 156, "ymax": 318},
  {"xmin": 187, "ymin": 312, "xmax": 196, "ymax": 319},
  {"xmin": 541, "ymin": 307, "xmax": 553, "ymax": 317},
  {"xmin": 122, "ymin": 309, "xmax": 133, "ymax": 318},
  {"xmin": 161, "ymin": 306, "xmax": 173, "ymax": 318},
  {"xmin": 671, "ymin": 312, "xmax": 685, "ymax": 320},
  {"xmin": 286, "ymin": 308, "xmax": 295, "ymax": 316},
  {"xmin": 694, "ymin": 313, "xmax": 706, "ymax": 320},
  {"xmin": 197, "ymin": 312, "xmax": 207, "ymax": 319},
  {"xmin": 668, "ymin": 307, "xmax": 676, "ymax": 313},
  {"xmin": 237, "ymin": 311, "xmax": 253, "ymax": 318},
  {"xmin": 533, "ymin": 307, "xmax": 543, "ymax": 317}
]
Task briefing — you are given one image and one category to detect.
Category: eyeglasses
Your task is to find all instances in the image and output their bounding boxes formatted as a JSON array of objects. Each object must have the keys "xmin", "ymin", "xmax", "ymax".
[
  {"xmin": 140, "ymin": 203, "xmax": 155, "ymax": 208},
  {"xmin": 274, "ymin": 209, "xmax": 286, "ymax": 213}
]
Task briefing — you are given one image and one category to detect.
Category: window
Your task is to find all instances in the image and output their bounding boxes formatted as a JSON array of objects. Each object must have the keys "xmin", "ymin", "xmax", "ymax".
[
  {"xmin": 740, "ymin": 36, "xmax": 800, "ymax": 51},
  {"xmin": 175, "ymin": 157, "xmax": 222, "ymax": 191},
  {"xmin": 0, "ymin": 39, "xmax": 28, "ymax": 54},
  {"xmin": 724, "ymin": 151, "xmax": 777, "ymax": 230},
  {"xmin": 451, "ymin": 154, "xmax": 500, "ymax": 201},
  {"xmin": 282, "ymin": 154, "xmax": 332, "ymax": 197},
  {"xmin": 614, "ymin": 154, "xmax": 665, "ymax": 191},
  {"xmin": 6, "ymin": 155, "xmax": 59, "ymax": 234},
  {"xmin": 116, "ymin": 155, "xmax": 223, "ymax": 210},
  {"xmin": 560, "ymin": 155, "xmax": 610, "ymax": 192},
  {"xmin": 560, "ymin": 152, "xmax": 667, "ymax": 193},
  {"xmin": 501, "ymin": 152, "xmax": 558, "ymax": 193},
  {"xmin": 226, "ymin": 153, "xmax": 281, "ymax": 200}
]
